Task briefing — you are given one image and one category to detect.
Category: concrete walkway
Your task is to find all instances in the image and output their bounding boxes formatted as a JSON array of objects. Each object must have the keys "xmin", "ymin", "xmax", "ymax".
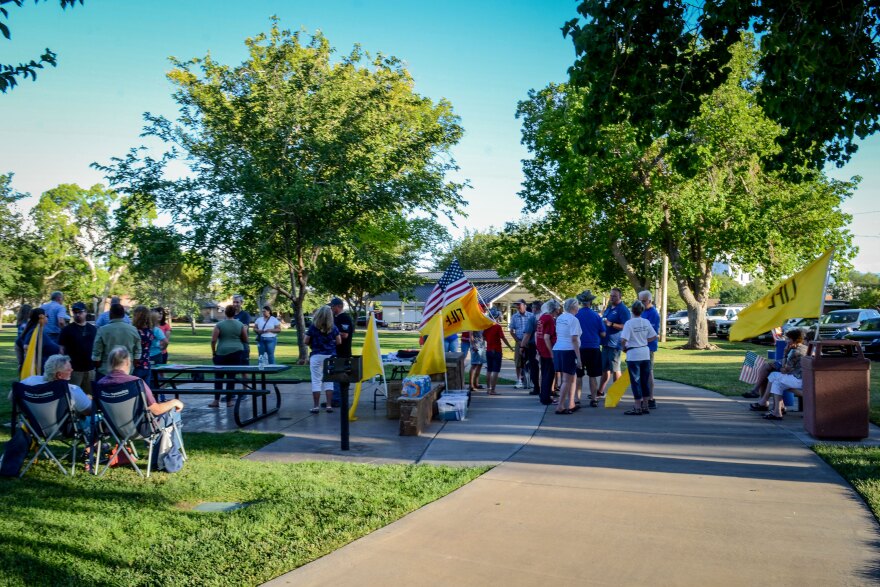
[{"xmin": 262, "ymin": 377, "xmax": 880, "ymax": 586}]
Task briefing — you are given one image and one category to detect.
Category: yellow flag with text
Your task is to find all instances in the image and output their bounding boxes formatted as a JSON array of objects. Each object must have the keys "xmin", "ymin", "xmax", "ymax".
[
  {"xmin": 349, "ymin": 313, "xmax": 384, "ymax": 422},
  {"xmin": 439, "ymin": 287, "xmax": 494, "ymax": 336},
  {"xmin": 730, "ymin": 249, "xmax": 834, "ymax": 341},
  {"xmin": 409, "ymin": 312, "xmax": 446, "ymax": 376},
  {"xmin": 20, "ymin": 324, "xmax": 44, "ymax": 380}
]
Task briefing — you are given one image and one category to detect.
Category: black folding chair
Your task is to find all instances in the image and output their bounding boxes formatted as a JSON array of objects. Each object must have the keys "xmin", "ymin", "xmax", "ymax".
[
  {"xmin": 11, "ymin": 380, "xmax": 84, "ymax": 477},
  {"xmin": 93, "ymin": 379, "xmax": 184, "ymax": 478}
]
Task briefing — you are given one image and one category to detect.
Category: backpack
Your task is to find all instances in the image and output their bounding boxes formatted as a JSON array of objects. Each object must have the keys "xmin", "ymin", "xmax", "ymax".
[
  {"xmin": 0, "ymin": 425, "xmax": 32, "ymax": 477},
  {"xmin": 150, "ymin": 417, "xmax": 184, "ymax": 473}
]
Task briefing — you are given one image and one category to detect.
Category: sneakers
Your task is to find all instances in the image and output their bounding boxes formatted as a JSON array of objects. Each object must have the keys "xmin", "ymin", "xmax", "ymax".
[
  {"xmin": 514, "ymin": 380, "xmax": 524, "ymax": 389},
  {"xmin": 647, "ymin": 399, "xmax": 657, "ymax": 410},
  {"xmin": 309, "ymin": 407, "xmax": 319, "ymax": 414}
]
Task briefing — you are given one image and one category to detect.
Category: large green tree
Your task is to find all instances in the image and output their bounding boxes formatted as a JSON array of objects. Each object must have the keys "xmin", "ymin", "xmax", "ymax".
[
  {"xmin": 564, "ymin": 0, "xmax": 880, "ymax": 170},
  {"xmin": 100, "ymin": 22, "xmax": 464, "ymax": 360},
  {"xmin": 517, "ymin": 41, "xmax": 855, "ymax": 348},
  {"xmin": 0, "ymin": 173, "xmax": 36, "ymax": 303},
  {"xmin": 431, "ymin": 229, "xmax": 503, "ymax": 272},
  {"xmin": 31, "ymin": 183, "xmax": 127, "ymax": 307}
]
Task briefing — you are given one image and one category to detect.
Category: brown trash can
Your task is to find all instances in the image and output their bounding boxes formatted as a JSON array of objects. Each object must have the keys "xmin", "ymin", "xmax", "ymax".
[{"xmin": 802, "ymin": 340, "xmax": 871, "ymax": 440}]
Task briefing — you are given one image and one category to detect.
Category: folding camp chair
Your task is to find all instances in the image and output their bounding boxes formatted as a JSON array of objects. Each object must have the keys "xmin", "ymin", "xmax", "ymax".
[
  {"xmin": 11, "ymin": 380, "xmax": 84, "ymax": 477},
  {"xmin": 92, "ymin": 379, "xmax": 185, "ymax": 478}
]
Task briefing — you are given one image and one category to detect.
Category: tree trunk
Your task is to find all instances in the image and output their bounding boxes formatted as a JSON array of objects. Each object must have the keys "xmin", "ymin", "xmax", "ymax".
[
  {"xmin": 190, "ymin": 314, "xmax": 196, "ymax": 335},
  {"xmin": 668, "ymin": 247, "xmax": 714, "ymax": 349},
  {"xmin": 610, "ymin": 240, "xmax": 650, "ymax": 295}
]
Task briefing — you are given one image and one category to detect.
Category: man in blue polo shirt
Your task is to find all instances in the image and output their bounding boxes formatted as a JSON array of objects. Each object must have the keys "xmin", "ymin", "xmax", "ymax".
[
  {"xmin": 575, "ymin": 290, "xmax": 605, "ymax": 407},
  {"xmin": 639, "ymin": 290, "xmax": 662, "ymax": 409},
  {"xmin": 599, "ymin": 288, "xmax": 630, "ymax": 397},
  {"xmin": 41, "ymin": 291, "xmax": 69, "ymax": 343}
]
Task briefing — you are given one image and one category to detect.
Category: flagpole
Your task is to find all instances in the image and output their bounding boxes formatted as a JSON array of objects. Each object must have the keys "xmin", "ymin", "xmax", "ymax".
[
  {"xmin": 814, "ymin": 249, "xmax": 835, "ymax": 342},
  {"xmin": 442, "ymin": 262, "xmax": 450, "ymax": 391}
]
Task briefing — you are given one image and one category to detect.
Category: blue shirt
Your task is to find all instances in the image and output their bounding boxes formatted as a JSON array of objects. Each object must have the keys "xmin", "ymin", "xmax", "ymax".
[
  {"xmin": 509, "ymin": 311, "xmax": 532, "ymax": 342},
  {"xmin": 149, "ymin": 326, "xmax": 166, "ymax": 357},
  {"xmin": 642, "ymin": 306, "xmax": 661, "ymax": 352},
  {"xmin": 576, "ymin": 307, "xmax": 606, "ymax": 349},
  {"xmin": 602, "ymin": 303, "xmax": 631, "ymax": 349},
  {"xmin": 307, "ymin": 325, "xmax": 339, "ymax": 356},
  {"xmin": 40, "ymin": 300, "xmax": 69, "ymax": 335},
  {"xmin": 95, "ymin": 311, "xmax": 131, "ymax": 329}
]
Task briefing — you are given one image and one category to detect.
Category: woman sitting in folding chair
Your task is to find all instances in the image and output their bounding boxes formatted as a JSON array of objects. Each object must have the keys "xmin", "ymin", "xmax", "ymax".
[
  {"xmin": 94, "ymin": 346, "xmax": 185, "ymax": 476},
  {"xmin": 96, "ymin": 346, "xmax": 184, "ymax": 419}
]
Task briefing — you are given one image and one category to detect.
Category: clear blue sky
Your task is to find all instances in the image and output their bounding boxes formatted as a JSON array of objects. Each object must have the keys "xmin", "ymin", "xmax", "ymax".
[{"xmin": 2, "ymin": 0, "xmax": 878, "ymax": 272}]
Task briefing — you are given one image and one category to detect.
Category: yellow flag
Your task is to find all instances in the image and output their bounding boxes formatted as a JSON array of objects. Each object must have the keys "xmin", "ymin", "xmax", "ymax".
[
  {"xmin": 604, "ymin": 370, "xmax": 631, "ymax": 408},
  {"xmin": 730, "ymin": 249, "xmax": 834, "ymax": 341},
  {"xmin": 19, "ymin": 324, "xmax": 44, "ymax": 380},
  {"xmin": 440, "ymin": 287, "xmax": 495, "ymax": 336},
  {"xmin": 349, "ymin": 313, "xmax": 384, "ymax": 422},
  {"xmin": 409, "ymin": 312, "xmax": 446, "ymax": 376}
]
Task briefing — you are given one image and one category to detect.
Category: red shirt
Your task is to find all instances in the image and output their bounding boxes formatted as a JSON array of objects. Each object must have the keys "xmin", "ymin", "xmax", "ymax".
[
  {"xmin": 536, "ymin": 313, "xmax": 556, "ymax": 358},
  {"xmin": 483, "ymin": 323, "xmax": 508, "ymax": 352}
]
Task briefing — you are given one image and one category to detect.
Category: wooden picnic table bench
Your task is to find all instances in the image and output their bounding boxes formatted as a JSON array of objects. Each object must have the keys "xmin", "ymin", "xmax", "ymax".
[{"xmin": 152, "ymin": 364, "xmax": 304, "ymax": 427}]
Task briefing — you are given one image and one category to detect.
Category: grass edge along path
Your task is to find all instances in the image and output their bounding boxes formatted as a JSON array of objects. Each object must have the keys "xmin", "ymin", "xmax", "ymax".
[
  {"xmin": 0, "ymin": 431, "xmax": 489, "ymax": 586},
  {"xmin": 813, "ymin": 445, "xmax": 880, "ymax": 523}
]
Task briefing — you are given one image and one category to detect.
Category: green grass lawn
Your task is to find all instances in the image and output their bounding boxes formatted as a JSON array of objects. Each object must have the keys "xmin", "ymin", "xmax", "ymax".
[
  {"xmin": 0, "ymin": 431, "xmax": 487, "ymax": 586},
  {"xmin": 813, "ymin": 445, "xmax": 880, "ymax": 523}
]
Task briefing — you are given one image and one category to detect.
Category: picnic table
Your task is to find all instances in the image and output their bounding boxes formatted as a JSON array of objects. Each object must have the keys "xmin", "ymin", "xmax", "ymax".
[{"xmin": 152, "ymin": 364, "xmax": 303, "ymax": 427}]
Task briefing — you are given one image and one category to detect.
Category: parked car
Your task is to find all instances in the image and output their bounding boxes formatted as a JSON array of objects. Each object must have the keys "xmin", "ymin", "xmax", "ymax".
[
  {"xmin": 844, "ymin": 317, "xmax": 880, "ymax": 358},
  {"xmin": 667, "ymin": 310, "xmax": 689, "ymax": 335},
  {"xmin": 706, "ymin": 305, "xmax": 745, "ymax": 334},
  {"xmin": 815, "ymin": 308, "xmax": 880, "ymax": 340},
  {"xmin": 715, "ymin": 319, "xmax": 734, "ymax": 340}
]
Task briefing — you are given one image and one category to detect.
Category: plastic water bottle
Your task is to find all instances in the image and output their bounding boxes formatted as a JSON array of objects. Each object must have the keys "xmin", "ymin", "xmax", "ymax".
[{"xmin": 258, "ymin": 353, "xmax": 266, "ymax": 370}]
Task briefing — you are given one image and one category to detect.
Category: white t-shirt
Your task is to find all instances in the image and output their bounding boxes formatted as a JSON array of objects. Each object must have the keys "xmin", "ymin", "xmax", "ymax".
[
  {"xmin": 255, "ymin": 316, "xmax": 281, "ymax": 338},
  {"xmin": 620, "ymin": 317, "xmax": 657, "ymax": 362},
  {"xmin": 552, "ymin": 312, "xmax": 582, "ymax": 352},
  {"xmin": 18, "ymin": 375, "xmax": 92, "ymax": 414}
]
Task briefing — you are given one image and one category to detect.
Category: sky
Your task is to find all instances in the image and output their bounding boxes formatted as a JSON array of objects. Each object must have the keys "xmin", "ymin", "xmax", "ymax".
[{"xmin": 1, "ymin": 0, "xmax": 878, "ymax": 273}]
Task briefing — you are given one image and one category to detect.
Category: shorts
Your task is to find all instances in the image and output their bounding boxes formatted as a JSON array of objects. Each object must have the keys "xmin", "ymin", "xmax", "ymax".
[
  {"xmin": 485, "ymin": 350, "xmax": 502, "ymax": 373},
  {"xmin": 553, "ymin": 349, "xmax": 578, "ymax": 375},
  {"xmin": 470, "ymin": 346, "xmax": 485, "ymax": 366},
  {"xmin": 461, "ymin": 341, "xmax": 471, "ymax": 358},
  {"xmin": 514, "ymin": 340, "xmax": 523, "ymax": 368},
  {"xmin": 579, "ymin": 348, "xmax": 602, "ymax": 378},
  {"xmin": 309, "ymin": 354, "xmax": 335, "ymax": 393},
  {"xmin": 70, "ymin": 370, "xmax": 93, "ymax": 396},
  {"xmin": 602, "ymin": 347, "xmax": 622, "ymax": 372}
]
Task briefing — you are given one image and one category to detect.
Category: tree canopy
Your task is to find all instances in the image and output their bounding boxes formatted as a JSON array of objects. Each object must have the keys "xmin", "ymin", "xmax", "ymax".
[
  {"xmin": 564, "ymin": 0, "xmax": 880, "ymax": 171},
  {"xmin": 100, "ymin": 22, "xmax": 465, "ymax": 359},
  {"xmin": 1, "ymin": 0, "xmax": 83, "ymax": 92},
  {"xmin": 516, "ymin": 40, "xmax": 855, "ymax": 348}
]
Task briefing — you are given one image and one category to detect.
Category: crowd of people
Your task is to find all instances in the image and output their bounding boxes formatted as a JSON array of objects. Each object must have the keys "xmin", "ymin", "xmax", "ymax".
[{"xmin": 458, "ymin": 288, "xmax": 663, "ymax": 416}]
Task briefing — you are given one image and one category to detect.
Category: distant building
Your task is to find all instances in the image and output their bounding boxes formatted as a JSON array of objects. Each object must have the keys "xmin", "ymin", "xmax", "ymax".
[
  {"xmin": 371, "ymin": 270, "xmax": 556, "ymax": 326},
  {"xmin": 712, "ymin": 261, "xmax": 753, "ymax": 285}
]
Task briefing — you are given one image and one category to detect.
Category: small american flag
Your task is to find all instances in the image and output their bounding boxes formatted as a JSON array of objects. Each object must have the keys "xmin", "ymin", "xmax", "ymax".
[
  {"xmin": 739, "ymin": 351, "xmax": 767, "ymax": 384},
  {"xmin": 419, "ymin": 259, "xmax": 472, "ymax": 328}
]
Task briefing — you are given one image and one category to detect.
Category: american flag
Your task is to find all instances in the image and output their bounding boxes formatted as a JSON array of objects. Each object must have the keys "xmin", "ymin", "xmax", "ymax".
[
  {"xmin": 739, "ymin": 351, "xmax": 767, "ymax": 384},
  {"xmin": 419, "ymin": 259, "xmax": 472, "ymax": 328}
]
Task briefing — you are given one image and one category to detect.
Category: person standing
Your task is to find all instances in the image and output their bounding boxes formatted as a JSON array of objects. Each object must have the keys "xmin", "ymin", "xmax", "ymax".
[
  {"xmin": 484, "ymin": 309, "xmax": 514, "ymax": 395},
  {"xmin": 254, "ymin": 305, "xmax": 282, "ymax": 364},
  {"xmin": 519, "ymin": 301, "xmax": 540, "ymax": 395},
  {"xmin": 536, "ymin": 299, "xmax": 560, "ymax": 406},
  {"xmin": 329, "ymin": 298, "xmax": 353, "ymax": 408},
  {"xmin": 95, "ymin": 296, "xmax": 131, "ymax": 328},
  {"xmin": 575, "ymin": 290, "xmax": 606, "ymax": 408},
  {"xmin": 131, "ymin": 305, "xmax": 156, "ymax": 384},
  {"xmin": 638, "ymin": 290, "xmax": 661, "ymax": 409},
  {"xmin": 41, "ymin": 291, "xmax": 69, "ymax": 343},
  {"xmin": 552, "ymin": 298, "xmax": 582, "ymax": 414},
  {"xmin": 231, "ymin": 294, "xmax": 252, "ymax": 365},
  {"xmin": 304, "ymin": 305, "xmax": 341, "ymax": 414},
  {"xmin": 153, "ymin": 307, "xmax": 172, "ymax": 364},
  {"xmin": 209, "ymin": 305, "xmax": 248, "ymax": 408},
  {"xmin": 599, "ymin": 288, "xmax": 631, "ymax": 397},
  {"xmin": 14, "ymin": 304, "xmax": 32, "ymax": 366},
  {"xmin": 17, "ymin": 308, "xmax": 61, "ymax": 374},
  {"xmin": 468, "ymin": 330, "xmax": 486, "ymax": 391},
  {"xmin": 58, "ymin": 302, "xmax": 98, "ymax": 396},
  {"xmin": 91, "ymin": 303, "xmax": 141, "ymax": 378},
  {"xmin": 620, "ymin": 301, "xmax": 658, "ymax": 415},
  {"xmin": 508, "ymin": 299, "xmax": 532, "ymax": 389}
]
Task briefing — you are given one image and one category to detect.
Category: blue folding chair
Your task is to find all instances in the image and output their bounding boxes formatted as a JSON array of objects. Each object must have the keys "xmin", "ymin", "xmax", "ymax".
[
  {"xmin": 11, "ymin": 380, "xmax": 84, "ymax": 477},
  {"xmin": 93, "ymin": 379, "xmax": 175, "ymax": 477}
]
